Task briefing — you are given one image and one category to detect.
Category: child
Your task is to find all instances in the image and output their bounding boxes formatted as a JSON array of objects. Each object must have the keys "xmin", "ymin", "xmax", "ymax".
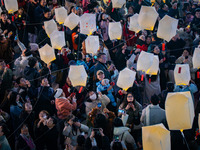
[{"xmin": 97, "ymin": 79, "xmax": 116, "ymax": 107}]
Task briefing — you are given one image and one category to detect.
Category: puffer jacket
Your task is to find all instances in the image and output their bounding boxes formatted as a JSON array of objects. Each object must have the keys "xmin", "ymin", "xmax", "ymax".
[{"xmin": 55, "ymin": 97, "xmax": 77, "ymax": 119}]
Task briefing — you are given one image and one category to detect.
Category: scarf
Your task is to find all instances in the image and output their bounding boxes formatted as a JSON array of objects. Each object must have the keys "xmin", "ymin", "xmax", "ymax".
[{"xmin": 20, "ymin": 134, "xmax": 36, "ymax": 150}]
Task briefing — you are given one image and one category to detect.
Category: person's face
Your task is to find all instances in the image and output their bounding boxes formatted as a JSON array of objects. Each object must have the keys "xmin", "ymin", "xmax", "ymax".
[
  {"xmin": 183, "ymin": 50, "xmax": 189, "ymax": 56},
  {"xmin": 0, "ymin": 61, "xmax": 6, "ymax": 70},
  {"xmin": 172, "ymin": 3, "xmax": 177, "ymax": 9},
  {"xmin": 66, "ymin": 77, "xmax": 72, "ymax": 86},
  {"xmin": 122, "ymin": 44, "xmax": 127, "ymax": 50},
  {"xmin": 195, "ymin": 11, "xmax": 200, "ymax": 19},
  {"xmin": 40, "ymin": 0, "xmax": 46, "ymax": 7},
  {"xmin": 89, "ymin": 91, "xmax": 95, "ymax": 96},
  {"xmin": 44, "ymin": 11, "xmax": 51, "ymax": 18},
  {"xmin": 128, "ymin": 7, "xmax": 134, "ymax": 14},
  {"xmin": 0, "ymin": 126, "xmax": 3, "ymax": 136},
  {"xmin": 25, "ymin": 103, "xmax": 32, "ymax": 112},
  {"xmin": 154, "ymin": 46, "xmax": 160, "ymax": 54},
  {"xmin": 41, "ymin": 78, "xmax": 49, "ymax": 86},
  {"xmin": 47, "ymin": 118, "xmax": 54, "ymax": 126},
  {"xmin": 97, "ymin": 73, "xmax": 105, "ymax": 81},
  {"xmin": 146, "ymin": 37, "xmax": 152, "ymax": 44},
  {"xmin": 98, "ymin": 55, "xmax": 107, "ymax": 64},
  {"xmin": 18, "ymin": 9, "xmax": 23, "ymax": 15},
  {"xmin": 21, "ymin": 125, "xmax": 29, "ymax": 136},
  {"xmin": 39, "ymin": 111, "xmax": 47, "ymax": 120},
  {"xmin": 127, "ymin": 94, "xmax": 134, "ymax": 103},
  {"xmin": 86, "ymin": 56, "xmax": 91, "ymax": 62},
  {"xmin": 1, "ymin": 14, "xmax": 7, "ymax": 22},
  {"xmin": 20, "ymin": 78, "xmax": 27, "ymax": 87}
]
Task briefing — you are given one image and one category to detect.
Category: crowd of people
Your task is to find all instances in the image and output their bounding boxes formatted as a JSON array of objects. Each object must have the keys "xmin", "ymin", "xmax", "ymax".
[{"xmin": 0, "ymin": 0, "xmax": 200, "ymax": 149}]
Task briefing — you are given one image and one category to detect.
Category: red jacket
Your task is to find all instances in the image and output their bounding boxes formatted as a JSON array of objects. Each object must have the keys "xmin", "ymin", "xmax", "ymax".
[
  {"xmin": 123, "ymin": 23, "xmax": 137, "ymax": 47},
  {"xmin": 55, "ymin": 97, "xmax": 77, "ymax": 119}
]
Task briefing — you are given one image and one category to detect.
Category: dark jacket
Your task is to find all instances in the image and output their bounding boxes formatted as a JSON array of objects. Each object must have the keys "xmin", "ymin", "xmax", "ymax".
[
  {"xmin": 15, "ymin": 135, "xmax": 35, "ymax": 150},
  {"xmin": 36, "ymin": 29, "xmax": 51, "ymax": 48},
  {"xmin": 24, "ymin": 66, "xmax": 40, "ymax": 88}
]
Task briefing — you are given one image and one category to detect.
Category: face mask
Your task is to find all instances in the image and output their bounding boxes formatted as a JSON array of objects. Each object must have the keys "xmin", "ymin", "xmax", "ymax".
[{"xmin": 90, "ymin": 93, "xmax": 97, "ymax": 100}]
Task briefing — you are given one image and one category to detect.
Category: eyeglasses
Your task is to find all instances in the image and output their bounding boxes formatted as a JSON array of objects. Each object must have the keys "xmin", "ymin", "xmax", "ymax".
[{"xmin": 127, "ymin": 96, "xmax": 133, "ymax": 98}]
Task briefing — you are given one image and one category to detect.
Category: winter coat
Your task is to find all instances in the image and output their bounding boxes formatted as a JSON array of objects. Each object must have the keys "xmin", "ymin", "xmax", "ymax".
[
  {"xmin": 113, "ymin": 127, "xmax": 137, "ymax": 150},
  {"xmin": 24, "ymin": 66, "xmax": 40, "ymax": 88},
  {"xmin": 55, "ymin": 97, "xmax": 77, "ymax": 119}
]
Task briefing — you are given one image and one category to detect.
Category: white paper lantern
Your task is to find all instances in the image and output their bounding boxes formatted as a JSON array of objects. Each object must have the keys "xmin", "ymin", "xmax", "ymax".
[
  {"xmin": 64, "ymin": 12, "xmax": 80, "ymax": 30},
  {"xmin": 4, "ymin": 0, "xmax": 18, "ymax": 13},
  {"xmin": 44, "ymin": 19, "xmax": 58, "ymax": 37},
  {"xmin": 50, "ymin": 31, "xmax": 66, "ymax": 50},
  {"xmin": 80, "ymin": 13, "xmax": 96, "ymax": 35},
  {"xmin": 55, "ymin": 7, "xmax": 68, "ymax": 24},
  {"xmin": 68, "ymin": 65, "xmax": 88, "ymax": 87},
  {"xmin": 174, "ymin": 64, "xmax": 191, "ymax": 86},
  {"xmin": 142, "ymin": 123, "xmax": 170, "ymax": 150},
  {"xmin": 39, "ymin": 44, "xmax": 56, "ymax": 64},
  {"xmin": 137, "ymin": 51, "xmax": 154, "ymax": 72},
  {"xmin": 117, "ymin": 68, "xmax": 136, "ymax": 90},
  {"xmin": 157, "ymin": 15, "xmax": 178, "ymax": 42},
  {"xmin": 138, "ymin": 6, "xmax": 158, "ymax": 31},
  {"xmin": 111, "ymin": 0, "xmax": 126, "ymax": 8},
  {"xmin": 108, "ymin": 22, "xmax": 122, "ymax": 40},
  {"xmin": 193, "ymin": 48, "xmax": 200, "ymax": 69},
  {"xmin": 129, "ymin": 13, "xmax": 142, "ymax": 33},
  {"xmin": 146, "ymin": 55, "xmax": 159, "ymax": 75},
  {"xmin": 165, "ymin": 91, "xmax": 194, "ymax": 130},
  {"xmin": 85, "ymin": 35, "xmax": 99, "ymax": 56}
]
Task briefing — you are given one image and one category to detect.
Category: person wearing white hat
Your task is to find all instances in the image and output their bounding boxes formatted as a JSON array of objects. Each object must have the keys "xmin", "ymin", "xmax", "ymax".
[{"xmin": 55, "ymin": 88, "xmax": 77, "ymax": 120}]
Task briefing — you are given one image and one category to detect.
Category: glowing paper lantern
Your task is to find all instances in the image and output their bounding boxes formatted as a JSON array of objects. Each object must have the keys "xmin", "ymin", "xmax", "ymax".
[
  {"xmin": 68, "ymin": 65, "xmax": 88, "ymax": 87},
  {"xmin": 4, "ymin": 0, "xmax": 18, "ymax": 13},
  {"xmin": 112, "ymin": 0, "xmax": 125, "ymax": 8},
  {"xmin": 108, "ymin": 22, "xmax": 122, "ymax": 40},
  {"xmin": 55, "ymin": 7, "xmax": 68, "ymax": 24},
  {"xmin": 39, "ymin": 44, "xmax": 56, "ymax": 64},
  {"xmin": 129, "ymin": 13, "xmax": 142, "ymax": 33},
  {"xmin": 193, "ymin": 48, "xmax": 200, "ymax": 69},
  {"xmin": 85, "ymin": 35, "xmax": 99, "ymax": 56},
  {"xmin": 117, "ymin": 68, "xmax": 136, "ymax": 90},
  {"xmin": 157, "ymin": 15, "xmax": 178, "ymax": 42},
  {"xmin": 138, "ymin": 6, "xmax": 158, "ymax": 31},
  {"xmin": 50, "ymin": 31, "xmax": 66, "ymax": 50},
  {"xmin": 137, "ymin": 51, "xmax": 154, "ymax": 72},
  {"xmin": 174, "ymin": 64, "xmax": 190, "ymax": 86},
  {"xmin": 142, "ymin": 123, "xmax": 170, "ymax": 150},
  {"xmin": 165, "ymin": 91, "xmax": 194, "ymax": 130},
  {"xmin": 146, "ymin": 55, "xmax": 159, "ymax": 75},
  {"xmin": 44, "ymin": 19, "xmax": 58, "ymax": 37},
  {"xmin": 64, "ymin": 12, "xmax": 80, "ymax": 30},
  {"xmin": 80, "ymin": 13, "xmax": 96, "ymax": 35}
]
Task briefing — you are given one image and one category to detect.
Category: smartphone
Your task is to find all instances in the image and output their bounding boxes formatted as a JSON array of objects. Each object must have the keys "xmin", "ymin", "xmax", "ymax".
[
  {"xmin": 94, "ymin": 55, "xmax": 97, "ymax": 59},
  {"xmin": 97, "ymin": 103, "xmax": 102, "ymax": 108},
  {"xmin": 114, "ymin": 135, "xmax": 120, "ymax": 142},
  {"xmin": 185, "ymin": 56, "xmax": 188, "ymax": 59},
  {"xmin": 14, "ymin": 35, "xmax": 18, "ymax": 41},
  {"xmin": 118, "ymin": 109, "xmax": 125, "ymax": 113}
]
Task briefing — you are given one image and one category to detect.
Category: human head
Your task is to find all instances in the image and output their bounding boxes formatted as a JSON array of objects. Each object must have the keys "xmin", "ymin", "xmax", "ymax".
[
  {"xmin": 41, "ymin": 78, "xmax": 49, "ymax": 86},
  {"xmin": 89, "ymin": 91, "xmax": 97, "ymax": 100},
  {"xmin": 46, "ymin": 116, "xmax": 57, "ymax": 127},
  {"xmin": 128, "ymin": 6, "xmax": 134, "ymax": 15},
  {"xmin": 182, "ymin": 49, "xmax": 190, "ymax": 57},
  {"xmin": 150, "ymin": 94, "xmax": 160, "ymax": 105},
  {"xmin": 96, "ymin": 70, "xmax": 105, "ymax": 81},
  {"xmin": 146, "ymin": 36, "xmax": 152, "ymax": 45},
  {"xmin": 20, "ymin": 124, "xmax": 29, "ymax": 136},
  {"xmin": 97, "ymin": 53, "xmax": 107, "ymax": 64},
  {"xmin": 153, "ymin": 45, "xmax": 160, "ymax": 54},
  {"xmin": 1, "ymin": 12, "xmax": 8, "ymax": 22},
  {"xmin": 40, "ymin": 0, "xmax": 46, "ymax": 7},
  {"xmin": 25, "ymin": 102, "xmax": 32, "ymax": 113},
  {"xmin": 126, "ymin": 93, "xmax": 134, "ymax": 103},
  {"xmin": 66, "ymin": 77, "xmax": 72, "ymax": 86},
  {"xmin": 113, "ymin": 117, "xmax": 124, "ymax": 127},
  {"xmin": 195, "ymin": 8, "xmax": 200, "ymax": 19},
  {"xmin": 16, "ymin": 77, "xmax": 27, "ymax": 87},
  {"xmin": 28, "ymin": 57, "xmax": 38, "ymax": 68},
  {"xmin": 161, "ymin": 3, "xmax": 168, "ymax": 11},
  {"xmin": 18, "ymin": 7, "xmax": 24, "ymax": 15},
  {"xmin": 101, "ymin": 79, "xmax": 109, "ymax": 86},
  {"xmin": 44, "ymin": 8, "xmax": 51, "ymax": 19},
  {"xmin": 166, "ymin": 82, "xmax": 174, "ymax": 92},
  {"xmin": 39, "ymin": 110, "xmax": 49, "ymax": 120}
]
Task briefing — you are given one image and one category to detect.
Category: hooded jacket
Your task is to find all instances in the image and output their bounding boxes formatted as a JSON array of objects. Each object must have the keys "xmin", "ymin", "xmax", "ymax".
[{"xmin": 113, "ymin": 127, "xmax": 137, "ymax": 150}]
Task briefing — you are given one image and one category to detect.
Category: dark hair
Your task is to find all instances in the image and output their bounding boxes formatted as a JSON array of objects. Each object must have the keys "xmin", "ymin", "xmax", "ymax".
[
  {"xmin": 16, "ymin": 77, "xmax": 23, "ymax": 85},
  {"xmin": 113, "ymin": 118, "xmax": 123, "ymax": 127},
  {"xmin": 28, "ymin": 57, "xmax": 37, "ymax": 68},
  {"xmin": 49, "ymin": 116, "xmax": 57, "ymax": 125},
  {"xmin": 97, "ymin": 53, "xmax": 106, "ymax": 59},
  {"xmin": 0, "ymin": 123, "xmax": 10, "ymax": 136},
  {"xmin": 8, "ymin": 92, "xmax": 19, "ymax": 106},
  {"xmin": 20, "ymin": 123, "xmax": 28, "ymax": 130},
  {"xmin": 1, "ymin": 12, "xmax": 7, "ymax": 16},
  {"xmin": 44, "ymin": 7, "xmax": 50, "ymax": 13},
  {"xmin": 112, "ymin": 141, "xmax": 123, "ymax": 150},
  {"xmin": 121, "ymin": 92, "xmax": 135, "ymax": 107},
  {"xmin": 151, "ymin": 94, "xmax": 160, "ymax": 105},
  {"xmin": 77, "ymin": 135, "xmax": 85, "ymax": 147},
  {"xmin": 94, "ymin": 114, "xmax": 107, "ymax": 129},
  {"xmin": 77, "ymin": 52, "xmax": 83, "ymax": 60},
  {"xmin": 166, "ymin": 82, "xmax": 174, "ymax": 92}
]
